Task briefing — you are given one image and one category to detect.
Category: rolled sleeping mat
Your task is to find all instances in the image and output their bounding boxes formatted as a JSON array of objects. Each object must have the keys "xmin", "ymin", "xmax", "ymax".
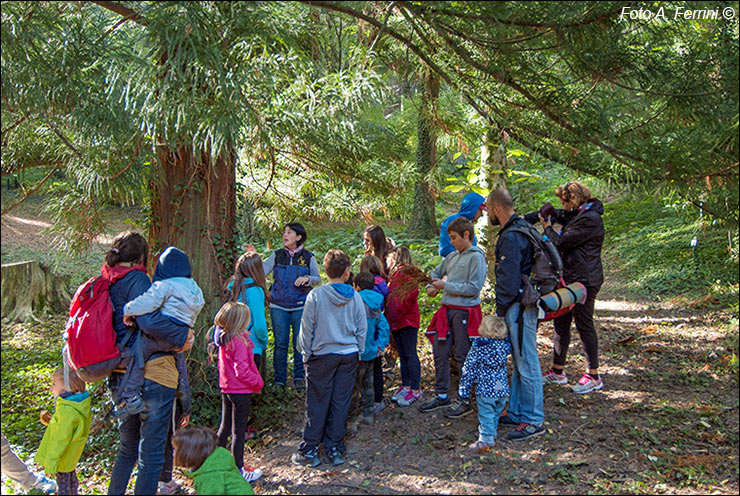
[{"xmin": 539, "ymin": 282, "xmax": 587, "ymax": 312}]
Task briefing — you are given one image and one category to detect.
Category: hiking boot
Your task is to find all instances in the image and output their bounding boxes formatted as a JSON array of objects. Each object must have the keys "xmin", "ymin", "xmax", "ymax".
[
  {"xmin": 418, "ymin": 395, "xmax": 451, "ymax": 413},
  {"xmin": 543, "ymin": 368, "xmax": 568, "ymax": 385},
  {"xmin": 469, "ymin": 440, "xmax": 495, "ymax": 451},
  {"xmin": 327, "ymin": 447, "xmax": 345, "ymax": 466},
  {"xmin": 390, "ymin": 387, "xmax": 408, "ymax": 404},
  {"xmin": 113, "ymin": 396, "xmax": 145, "ymax": 419},
  {"xmin": 498, "ymin": 414, "xmax": 518, "ymax": 426},
  {"xmin": 506, "ymin": 423, "xmax": 545, "ymax": 441},
  {"xmin": 240, "ymin": 465, "xmax": 262, "ymax": 482},
  {"xmin": 291, "ymin": 447, "xmax": 321, "ymax": 467},
  {"xmin": 444, "ymin": 398, "xmax": 473, "ymax": 418},
  {"xmin": 373, "ymin": 401, "xmax": 387, "ymax": 415},
  {"xmin": 158, "ymin": 480, "xmax": 182, "ymax": 495},
  {"xmin": 397, "ymin": 390, "xmax": 422, "ymax": 407},
  {"xmin": 571, "ymin": 374, "xmax": 603, "ymax": 394}
]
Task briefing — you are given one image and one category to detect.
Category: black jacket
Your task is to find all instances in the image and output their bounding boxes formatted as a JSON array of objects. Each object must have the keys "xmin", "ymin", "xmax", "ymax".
[
  {"xmin": 494, "ymin": 214, "xmax": 534, "ymax": 317},
  {"xmin": 524, "ymin": 199, "xmax": 605, "ymax": 288}
]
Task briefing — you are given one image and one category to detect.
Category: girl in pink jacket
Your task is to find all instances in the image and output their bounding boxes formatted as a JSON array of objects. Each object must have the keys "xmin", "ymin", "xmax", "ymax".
[{"xmin": 213, "ymin": 302, "xmax": 264, "ymax": 483}]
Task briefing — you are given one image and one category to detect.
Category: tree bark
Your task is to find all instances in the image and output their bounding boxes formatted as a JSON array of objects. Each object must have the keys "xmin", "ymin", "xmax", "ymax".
[
  {"xmin": 479, "ymin": 127, "xmax": 509, "ymax": 286},
  {"xmin": 407, "ymin": 70, "xmax": 439, "ymax": 239},
  {"xmin": 1, "ymin": 260, "xmax": 70, "ymax": 323}
]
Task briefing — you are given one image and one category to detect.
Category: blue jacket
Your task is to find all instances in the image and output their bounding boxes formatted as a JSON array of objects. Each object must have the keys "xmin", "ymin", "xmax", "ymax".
[
  {"xmin": 439, "ymin": 192, "xmax": 485, "ymax": 258},
  {"xmin": 227, "ymin": 278, "xmax": 268, "ymax": 356},
  {"xmin": 459, "ymin": 337, "xmax": 511, "ymax": 398},
  {"xmin": 358, "ymin": 289, "xmax": 390, "ymax": 361},
  {"xmin": 269, "ymin": 248, "xmax": 314, "ymax": 309},
  {"xmin": 494, "ymin": 215, "xmax": 534, "ymax": 317}
]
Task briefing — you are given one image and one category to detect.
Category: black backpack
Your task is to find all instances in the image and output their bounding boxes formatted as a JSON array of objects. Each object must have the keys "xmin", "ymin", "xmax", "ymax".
[{"xmin": 505, "ymin": 224, "xmax": 563, "ymax": 305}]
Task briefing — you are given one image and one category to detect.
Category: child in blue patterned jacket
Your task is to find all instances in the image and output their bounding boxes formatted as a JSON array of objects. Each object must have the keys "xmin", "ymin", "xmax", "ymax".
[{"xmin": 455, "ymin": 315, "xmax": 512, "ymax": 450}]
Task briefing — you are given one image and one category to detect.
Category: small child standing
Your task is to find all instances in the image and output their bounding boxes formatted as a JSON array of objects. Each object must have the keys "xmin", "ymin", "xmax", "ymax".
[
  {"xmin": 359, "ymin": 255, "xmax": 389, "ymax": 306},
  {"xmin": 213, "ymin": 302, "xmax": 264, "ymax": 483},
  {"xmin": 35, "ymin": 367, "xmax": 91, "ymax": 495},
  {"xmin": 421, "ymin": 217, "xmax": 488, "ymax": 417},
  {"xmin": 118, "ymin": 246, "xmax": 205, "ymax": 418},
  {"xmin": 359, "ymin": 254, "xmax": 390, "ymax": 414},
  {"xmin": 385, "ymin": 247, "xmax": 423, "ymax": 407},
  {"xmin": 349, "ymin": 272, "xmax": 390, "ymax": 427},
  {"xmin": 293, "ymin": 249, "xmax": 367, "ymax": 467},
  {"xmin": 458, "ymin": 316, "xmax": 512, "ymax": 449},
  {"xmin": 172, "ymin": 426, "xmax": 255, "ymax": 495}
]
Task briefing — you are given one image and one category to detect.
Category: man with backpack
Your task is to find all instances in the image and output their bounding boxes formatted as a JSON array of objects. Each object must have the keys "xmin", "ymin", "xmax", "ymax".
[{"xmin": 486, "ymin": 188, "xmax": 545, "ymax": 441}]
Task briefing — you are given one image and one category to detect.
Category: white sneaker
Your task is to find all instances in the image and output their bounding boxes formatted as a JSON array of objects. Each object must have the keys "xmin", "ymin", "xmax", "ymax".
[
  {"xmin": 241, "ymin": 466, "xmax": 262, "ymax": 483},
  {"xmin": 390, "ymin": 387, "xmax": 409, "ymax": 404},
  {"xmin": 32, "ymin": 475, "xmax": 57, "ymax": 494}
]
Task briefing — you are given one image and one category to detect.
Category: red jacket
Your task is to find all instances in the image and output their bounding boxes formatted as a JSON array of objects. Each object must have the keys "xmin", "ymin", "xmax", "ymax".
[
  {"xmin": 217, "ymin": 330, "xmax": 264, "ymax": 394},
  {"xmin": 384, "ymin": 267, "xmax": 420, "ymax": 331},
  {"xmin": 425, "ymin": 304, "xmax": 482, "ymax": 344}
]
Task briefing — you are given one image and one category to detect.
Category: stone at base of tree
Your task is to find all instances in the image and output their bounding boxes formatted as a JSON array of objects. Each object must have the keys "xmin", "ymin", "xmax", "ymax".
[{"xmin": 1, "ymin": 260, "xmax": 70, "ymax": 323}]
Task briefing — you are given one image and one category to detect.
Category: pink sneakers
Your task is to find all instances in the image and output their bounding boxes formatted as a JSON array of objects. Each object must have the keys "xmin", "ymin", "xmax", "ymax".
[
  {"xmin": 542, "ymin": 368, "xmax": 568, "ymax": 385},
  {"xmin": 396, "ymin": 389, "xmax": 422, "ymax": 407},
  {"xmin": 571, "ymin": 373, "xmax": 603, "ymax": 394}
]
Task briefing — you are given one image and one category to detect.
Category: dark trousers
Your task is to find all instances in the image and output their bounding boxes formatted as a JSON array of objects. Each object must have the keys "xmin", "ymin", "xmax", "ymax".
[
  {"xmin": 159, "ymin": 397, "xmax": 183, "ymax": 483},
  {"xmin": 57, "ymin": 471, "xmax": 78, "ymax": 495},
  {"xmin": 553, "ymin": 285, "xmax": 601, "ymax": 370},
  {"xmin": 372, "ymin": 357, "xmax": 384, "ymax": 403},
  {"xmin": 299, "ymin": 352, "xmax": 358, "ymax": 454},
  {"xmin": 349, "ymin": 360, "xmax": 375, "ymax": 419},
  {"xmin": 217, "ymin": 393, "xmax": 251, "ymax": 469},
  {"xmin": 432, "ymin": 308, "xmax": 471, "ymax": 396},
  {"xmin": 393, "ymin": 326, "xmax": 421, "ymax": 390},
  {"xmin": 120, "ymin": 334, "xmax": 186, "ymax": 404}
]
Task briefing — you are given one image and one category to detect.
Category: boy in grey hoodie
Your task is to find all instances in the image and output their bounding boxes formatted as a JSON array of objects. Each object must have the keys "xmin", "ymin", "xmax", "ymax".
[
  {"xmin": 420, "ymin": 217, "xmax": 488, "ymax": 417},
  {"xmin": 292, "ymin": 250, "xmax": 367, "ymax": 468}
]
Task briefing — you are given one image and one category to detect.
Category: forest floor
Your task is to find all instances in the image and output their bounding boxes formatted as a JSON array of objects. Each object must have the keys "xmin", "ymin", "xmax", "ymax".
[{"xmin": 1, "ymin": 198, "xmax": 738, "ymax": 495}]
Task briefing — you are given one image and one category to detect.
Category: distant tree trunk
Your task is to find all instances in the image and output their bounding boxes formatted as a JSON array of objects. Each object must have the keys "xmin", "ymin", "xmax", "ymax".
[
  {"xmin": 407, "ymin": 70, "xmax": 439, "ymax": 239},
  {"xmin": 479, "ymin": 128, "xmax": 509, "ymax": 285},
  {"xmin": 1, "ymin": 260, "xmax": 70, "ymax": 323}
]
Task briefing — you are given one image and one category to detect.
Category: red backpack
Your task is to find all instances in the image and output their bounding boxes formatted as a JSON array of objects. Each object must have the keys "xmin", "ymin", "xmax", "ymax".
[{"xmin": 63, "ymin": 264, "xmax": 146, "ymax": 383}]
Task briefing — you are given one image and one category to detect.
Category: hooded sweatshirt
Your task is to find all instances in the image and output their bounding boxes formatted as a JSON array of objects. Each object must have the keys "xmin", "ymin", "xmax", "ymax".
[
  {"xmin": 213, "ymin": 327, "xmax": 264, "ymax": 394},
  {"xmin": 429, "ymin": 244, "xmax": 488, "ymax": 307},
  {"xmin": 35, "ymin": 391, "xmax": 92, "ymax": 474},
  {"xmin": 439, "ymin": 192, "xmax": 485, "ymax": 258},
  {"xmin": 298, "ymin": 283, "xmax": 367, "ymax": 361},
  {"xmin": 358, "ymin": 289, "xmax": 390, "ymax": 362},
  {"xmin": 124, "ymin": 246, "xmax": 205, "ymax": 327},
  {"xmin": 190, "ymin": 446, "xmax": 254, "ymax": 495}
]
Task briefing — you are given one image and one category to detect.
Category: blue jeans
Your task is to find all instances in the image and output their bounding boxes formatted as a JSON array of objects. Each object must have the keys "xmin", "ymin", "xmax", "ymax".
[
  {"xmin": 477, "ymin": 396, "xmax": 508, "ymax": 443},
  {"xmin": 506, "ymin": 302, "xmax": 544, "ymax": 426},
  {"xmin": 108, "ymin": 377, "xmax": 175, "ymax": 495},
  {"xmin": 270, "ymin": 307, "xmax": 304, "ymax": 385}
]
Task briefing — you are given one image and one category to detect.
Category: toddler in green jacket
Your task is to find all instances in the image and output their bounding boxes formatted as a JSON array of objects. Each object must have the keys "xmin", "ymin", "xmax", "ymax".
[
  {"xmin": 36, "ymin": 367, "xmax": 91, "ymax": 495},
  {"xmin": 173, "ymin": 426, "xmax": 255, "ymax": 495}
]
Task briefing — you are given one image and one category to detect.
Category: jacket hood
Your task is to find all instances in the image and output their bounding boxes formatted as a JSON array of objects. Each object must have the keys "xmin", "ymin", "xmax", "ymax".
[
  {"xmin": 458, "ymin": 192, "xmax": 486, "ymax": 220},
  {"xmin": 326, "ymin": 283, "xmax": 355, "ymax": 306},
  {"xmin": 154, "ymin": 246, "xmax": 192, "ymax": 281},
  {"xmin": 100, "ymin": 264, "xmax": 147, "ymax": 283},
  {"xmin": 57, "ymin": 391, "xmax": 91, "ymax": 415},
  {"xmin": 191, "ymin": 446, "xmax": 235, "ymax": 477},
  {"xmin": 583, "ymin": 198, "xmax": 604, "ymax": 216},
  {"xmin": 464, "ymin": 245, "xmax": 486, "ymax": 257},
  {"xmin": 359, "ymin": 289, "xmax": 384, "ymax": 310}
]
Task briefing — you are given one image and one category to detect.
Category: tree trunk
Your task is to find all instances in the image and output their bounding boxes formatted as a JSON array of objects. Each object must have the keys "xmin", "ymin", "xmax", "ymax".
[
  {"xmin": 1, "ymin": 260, "xmax": 70, "ymax": 323},
  {"xmin": 479, "ymin": 128, "xmax": 509, "ymax": 286},
  {"xmin": 407, "ymin": 70, "xmax": 439, "ymax": 239}
]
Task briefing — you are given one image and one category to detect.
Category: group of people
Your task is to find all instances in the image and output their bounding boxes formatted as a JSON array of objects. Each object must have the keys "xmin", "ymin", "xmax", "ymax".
[{"xmin": 2, "ymin": 181, "xmax": 605, "ymax": 495}]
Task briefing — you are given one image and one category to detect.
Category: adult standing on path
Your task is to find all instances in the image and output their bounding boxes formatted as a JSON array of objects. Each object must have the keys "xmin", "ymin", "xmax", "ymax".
[
  {"xmin": 525, "ymin": 181, "xmax": 605, "ymax": 394},
  {"xmin": 487, "ymin": 189, "xmax": 545, "ymax": 441},
  {"xmin": 438, "ymin": 192, "xmax": 487, "ymax": 258},
  {"xmin": 245, "ymin": 222, "xmax": 321, "ymax": 390},
  {"xmin": 106, "ymin": 232, "xmax": 194, "ymax": 495}
]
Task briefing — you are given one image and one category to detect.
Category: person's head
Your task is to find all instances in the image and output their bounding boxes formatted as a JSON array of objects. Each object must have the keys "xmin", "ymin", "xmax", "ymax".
[
  {"xmin": 51, "ymin": 367, "xmax": 85, "ymax": 398},
  {"xmin": 105, "ymin": 231, "xmax": 148, "ymax": 267},
  {"xmin": 363, "ymin": 225, "xmax": 388, "ymax": 258},
  {"xmin": 359, "ymin": 255, "xmax": 383, "ymax": 277},
  {"xmin": 214, "ymin": 301, "xmax": 251, "ymax": 344},
  {"xmin": 323, "ymin": 249, "xmax": 351, "ymax": 282},
  {"xmin": 230, "ymin": 251, "xmax": 270, "ymax": 303},
  {"xmin": 386, "ymin": 246, "xmax": 413, "ymax": 276},
  {"xmin": 153, "ymin": 246, "xmax": 191, "ymax": 282},
  {"xmin": 447, "ymin": 217, "xmax": 475, "ymax": 252},
  {"xmin": 354, "ymin": 271, "xmax": 375, "ymax": 291},
  {"xmin": 283, "ymin": 223, "xmax": 307, "ymax": 250},
  {"xmin": 478, "ymin": 316, "xmax": 508, "ymax": 340},
  {"xmin": 172, "ymin": 426, "xmax": 218, "ymax": 471},
  {"xmin": 486, "ymin": 188, "xmax": 515, "ymax": 227},
  {"xmin": 555, "ymin": 181, "xmax": 592, "ymax": 210}
]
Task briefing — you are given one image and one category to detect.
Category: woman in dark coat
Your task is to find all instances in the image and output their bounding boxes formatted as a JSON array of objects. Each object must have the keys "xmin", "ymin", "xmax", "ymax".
[{"xmin": 525, "ymin": 181, "xmax": 605, "ymax": 394}]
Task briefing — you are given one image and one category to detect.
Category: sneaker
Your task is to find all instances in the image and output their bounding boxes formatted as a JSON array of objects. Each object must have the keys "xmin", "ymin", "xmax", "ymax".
[
  {"xmin": 240, "ymin": 465, "xmax": 263, "ymax": 482},
  {"xmin": 294, "ymin": 379, "xmax": 305, "ymax": 391},
  {"xmin": 543, "ymin": 368, "xmax": 568, "ymax": 385},
  {"xmin": 506, "ymin": 423, "xmax": 545, "ymax": 441},
  {"xmin": 327, "ymin": 447, "xmax": 345, "ymax": 466},
  {"xmin": 469, "ymin": 440, "xmax": 495, "ymax": 451},
  {"xmin": 498, "ymin": 414, "xmax": 519, "ymax": 426},
  {"xmin": 397, "ymin": 390, "xmax": 422, "ymax": 407},
  {"xmin": 390, "ymin": 387, "xmax": 409, "ymax": 404},
  {"xmin": 444, "ymin": 398, "xmax": 473, "ymax": 418},
  {"xmin": 32, "ymin": 475, "xmax": 57, "ymax": 494},
  {"xmin": 418, "ymin": 395, "xmax": 451, "ymax": 413},
  {"xmin": 291, "ymin": 448, "xmax": 321, "ymax": 467},
  {"xmin": 158, "ymin": 480, "xmax": 182, "ymax": 495},
  {"xmin": 245, "ymin": 426, "xmax": 258, "ymax": 440},
  {"xmin": 571, "ymin": 374, "xmax": 603, "ymax": 394},
  {"xmin": 113, "ymin": 395, "xmax": 145, "ymax": 419},
  {"xmin": 373, "ymin": 401, "xmax": 387, "ymax": 415}
]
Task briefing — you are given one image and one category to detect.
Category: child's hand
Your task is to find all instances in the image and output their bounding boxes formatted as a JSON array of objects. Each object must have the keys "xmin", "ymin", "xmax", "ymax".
[
  {"xmin": 244, "ymin": 243, "xmax": 257, "ymax": 253},
  {"xmin": 431, "ymin": 279, "xmax": 445, "ymax": 290},
  {"xmin": 426, "ymin": 286, "xmax": 438, "ymax": 297},
  {"xmin": 40, "ymin": 410, "xmax": 52, "ymax": 426},
  {"xmin": 123, "ymin": 315, "xmax": 135, "ymax": 326}
]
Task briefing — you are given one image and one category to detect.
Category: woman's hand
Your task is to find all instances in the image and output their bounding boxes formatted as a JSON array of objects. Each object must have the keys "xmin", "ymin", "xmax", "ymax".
[
  {"xmin": 538, "ymin": 212, "xmax": 552, "ymax": 229},
  {"xmin": 426, "ymin": 285, "xmax": 439, "ymax": 297},
  {"xmin": 294, "ymin": 276, "xmax": 310, "ymax": 287},
  {"xmin": 175, "ymin": 329, "xmax": 195, "ymax": 353},
  {"xmin": 180, "ymin": 414, "xmax": 190, "ymax": 427},
  {"xmin": 431, "ymin": 279, "xmax": 445, "ymax": 290}
]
